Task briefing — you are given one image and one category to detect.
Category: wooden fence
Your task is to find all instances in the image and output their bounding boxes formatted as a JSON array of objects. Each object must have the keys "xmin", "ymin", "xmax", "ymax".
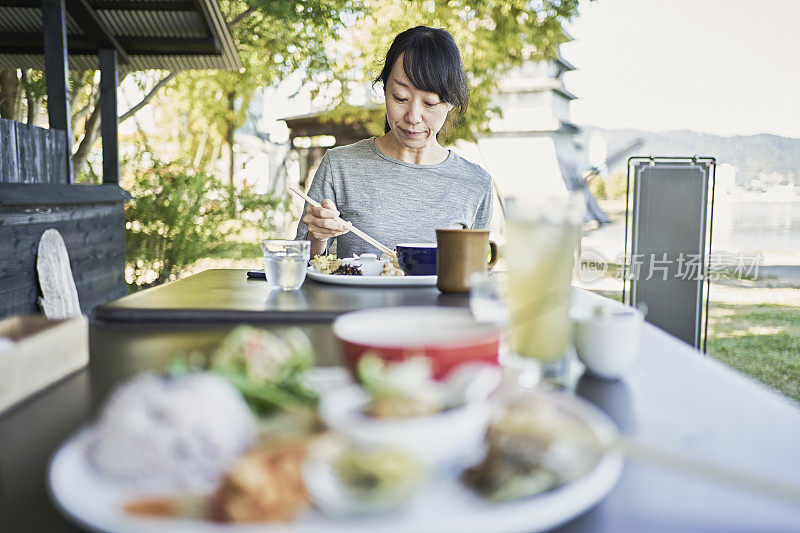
[
  {"xmin": 0, "ymin": 117, "xmax": 68, "ymax": 184},
  {"xmin": 0, "ymin": 117, "xmax": 128, "ymax": 318}
]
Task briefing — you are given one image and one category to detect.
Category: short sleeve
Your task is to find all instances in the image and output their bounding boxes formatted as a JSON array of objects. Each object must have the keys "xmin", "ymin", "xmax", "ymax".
[
  {"xmin": 294, "ymin": 153, "xmax": 336, "ymax": 241},
  {"xmin": 472, "ymin": 175, "xmax": 494, "ymax": 230}
]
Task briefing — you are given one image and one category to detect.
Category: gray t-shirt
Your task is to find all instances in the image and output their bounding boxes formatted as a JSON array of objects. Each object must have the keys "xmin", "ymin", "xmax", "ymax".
[{"xmin": 294, "ymin": 137, "xmax": 493, "ymax": 258}]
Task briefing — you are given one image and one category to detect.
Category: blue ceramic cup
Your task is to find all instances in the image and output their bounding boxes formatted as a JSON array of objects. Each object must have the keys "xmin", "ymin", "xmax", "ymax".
[{"xmin": 395, "ymin": 243, "xmax": 437, "ymax": 276}]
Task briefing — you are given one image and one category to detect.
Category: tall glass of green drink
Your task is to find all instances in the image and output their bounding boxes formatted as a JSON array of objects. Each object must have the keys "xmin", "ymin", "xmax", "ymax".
[{"xmin": 505, "ymin": 193, "xmax": 585, "ymax": 382}]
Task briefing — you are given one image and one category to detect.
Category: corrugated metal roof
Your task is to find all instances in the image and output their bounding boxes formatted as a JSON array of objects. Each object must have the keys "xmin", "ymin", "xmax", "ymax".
[
  {"xmin": 0, "ymin": 7, "xmax": 83, "ymax": 34},
  {"xmin": 0, "ymin": 53, "xmax": 239, "ymax": 72},
  {"xmin": 0, "ymin": 0, "xmax": 239, "ymax": 72},
  {"xmin": 100, "ymin": 10, "xmax": 207, "ymax": 38}
]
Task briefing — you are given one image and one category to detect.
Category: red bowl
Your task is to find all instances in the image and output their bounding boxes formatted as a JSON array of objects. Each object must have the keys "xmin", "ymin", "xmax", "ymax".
[{"xmin": 332, "ymin": 306, "xmax": 500, "ymax": 380}]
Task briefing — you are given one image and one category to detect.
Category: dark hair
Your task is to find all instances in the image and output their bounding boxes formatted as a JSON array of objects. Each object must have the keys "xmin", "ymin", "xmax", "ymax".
[{"xmin": 374, "ymin": 26, "xmax": 468, "ymax": 135}]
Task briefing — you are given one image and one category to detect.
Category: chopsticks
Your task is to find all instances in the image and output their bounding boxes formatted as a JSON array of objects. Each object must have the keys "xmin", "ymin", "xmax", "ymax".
[
  {"xmin": 532, "ymin": 412, "xmax": 800, "ymax": 507},
  {"xmin": 616, "ymin": 436, "xmax": 800, "ymax": 507},
  {"xmin": 289, "ymin": 187, "xmax": 397, "ymax": 258}
]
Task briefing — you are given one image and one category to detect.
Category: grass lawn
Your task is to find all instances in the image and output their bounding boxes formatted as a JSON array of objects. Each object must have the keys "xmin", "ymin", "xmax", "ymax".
[
  {"xmin": 588, "ymin": 288, "xmax": 800, "ymax": 405},
  {"xmin": 707, "ymin": 303, "xmax": 800, "ymax": 404}
]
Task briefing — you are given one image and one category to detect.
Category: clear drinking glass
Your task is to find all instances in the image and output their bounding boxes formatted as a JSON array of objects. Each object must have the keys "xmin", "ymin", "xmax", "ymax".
[
  {"xmin": 505, "ymin": 193, "xmax": 585, "ymax": 381},
  {"xmin": 469, "ymin": 271, "xmax": 509, "ymax": 325},
  {"xmin": 261, "ymin": 240, "xmax": 310, "ymax": 290}
]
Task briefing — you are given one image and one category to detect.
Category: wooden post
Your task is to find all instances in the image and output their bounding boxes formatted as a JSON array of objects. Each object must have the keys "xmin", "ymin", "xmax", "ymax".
[
  {"xmin": 99, "ymin": 49, "xmax": 119, "ymax": 185},
  {"xmin": 42, "ymin": 0, "xmax": 73, "ymax": 182}
]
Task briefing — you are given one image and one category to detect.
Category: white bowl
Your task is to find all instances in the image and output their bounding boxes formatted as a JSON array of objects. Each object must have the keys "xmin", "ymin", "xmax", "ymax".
[
  {"xmin": 320, "ymin": 384, "xmax": 492, "ymax": 467},
  {"xmin": 342, "ymin": 254, "xmax": 386, "ymax": 276},
  {"xmin": 570, "ymin": 306, "xmax": 644, "ymax": 380}
]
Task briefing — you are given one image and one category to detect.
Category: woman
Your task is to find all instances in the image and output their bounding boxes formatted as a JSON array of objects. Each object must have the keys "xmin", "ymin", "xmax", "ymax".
[{"xmin": 295, "ymin": 26, "xmax": 493, "ymax": 258}]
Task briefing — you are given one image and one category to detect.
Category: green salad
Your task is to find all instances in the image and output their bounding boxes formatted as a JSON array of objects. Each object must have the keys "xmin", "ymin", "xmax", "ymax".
[{"xmin": 171, "ymin": 326, "xmax": 318, "ymax": 414}]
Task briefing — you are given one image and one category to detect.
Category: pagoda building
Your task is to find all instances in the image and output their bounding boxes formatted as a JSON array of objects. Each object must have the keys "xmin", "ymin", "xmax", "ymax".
[{"xmin": 456, "ymin": 31, "xmax": 608, "ymax": 223}]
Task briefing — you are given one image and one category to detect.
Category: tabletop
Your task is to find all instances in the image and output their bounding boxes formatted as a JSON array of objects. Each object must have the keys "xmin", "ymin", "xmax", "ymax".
[
  {"xmin": 4, "ymin": 270, "xmax": 800, "ymax": 532},
  {"xmin": 93, "ymin": 269, "xmax": 468, "ymax": 323}
]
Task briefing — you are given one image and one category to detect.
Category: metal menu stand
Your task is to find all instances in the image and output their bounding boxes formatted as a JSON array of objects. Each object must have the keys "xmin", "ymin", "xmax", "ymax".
[{"xmin": 623, "ymin": 156, "xmax": 716, "ymax": 352}]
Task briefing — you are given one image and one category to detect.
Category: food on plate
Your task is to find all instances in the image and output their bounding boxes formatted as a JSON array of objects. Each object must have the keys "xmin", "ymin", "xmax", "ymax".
[
  {"xmin": 208, "ymin": 439, "xmax": 311, "ymax": 523},
  {"xmin": 173, "ymin": 325, "xmax": 319, "ymax": 414},
  {"xmin": 310, "ymin": 254, "xmax": 342, "ymax": 274},
  {"xmin": 303, "ymin": 436, "xmax": 428, "ymax": 516},
  {"xmin": 355, "ymin": 355, "xmax": 501, "ymax": 418},
  {"xmin": 125, "ymin": 495, "xmax": 205, "ymax": 519},
  {"xmin": 380, "ymin": 254, "xmax": 405, "ymax": 277},
  {"xmin": 332, "ymin": 264, "xmax": 363, "ymax": 276},
  {"xmin": 312, "ymin": 252, "xmax": 406, "ymax": 277},
  {"xmin": 463, "ymin": 398, "xmax": 603, "ymax": 502},
  {"xmin": 357, "ymin": 355, "xmax": 445, "ymax": 417},
  {"xmin": 87, "ymin": 372, "xmax": 257, "ymax": 493},
  {"xmin": 320, "ymin": 362, "xmax": 498, "ymax": 467},
  {"xmin": 334, "ymin": 447, "xmax": 424, "ymax": 496}
]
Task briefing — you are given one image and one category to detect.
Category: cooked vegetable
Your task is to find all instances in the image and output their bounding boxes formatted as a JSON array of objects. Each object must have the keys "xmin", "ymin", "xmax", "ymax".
[
  {"xmin": 335, "ymin": 448, "xmax": 423, "ymax": 495},
  {"xmin": 208, "ymin": 439, "xmax": 311, "ymax": 522},
  {"xmin": 463, "ymin": 399, "xmax": 602, "ymax": 502},
  {"xmin": 357, "ymin": 355, "xmax": 443, "ymax": 417},
  {"xmin": 380, "ymin": 255, "xmax": 405, "ymax": 277},
  {"xmin": 333, "ymin": 264, "xmax": 363, "ymax": 276},
  {"xmin": 310, "ymin": 254, "xmax": 342, "ymax": 274}
]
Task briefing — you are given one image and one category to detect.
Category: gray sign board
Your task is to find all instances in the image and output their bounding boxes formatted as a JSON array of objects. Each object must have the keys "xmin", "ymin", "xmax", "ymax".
[{"xmin": 627, "ymin": 159, "xmax": 714, "ymax": 349}]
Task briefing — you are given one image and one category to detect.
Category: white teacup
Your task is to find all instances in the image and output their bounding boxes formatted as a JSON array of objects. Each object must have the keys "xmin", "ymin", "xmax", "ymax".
[{"xmin": 570, "ymin": 305, "xmax": 644, "ymax": 380}]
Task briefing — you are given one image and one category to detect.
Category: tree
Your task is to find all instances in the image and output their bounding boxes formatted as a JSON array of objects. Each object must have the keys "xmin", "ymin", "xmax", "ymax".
[
  {"xmin": 124, "ymin": 155, "xmax": 286, "ymax": 289},
  {"xmin": 171, "ymin": 0, "xmax": 366, "ymax": 214},
  {"xmin": 0, "ymin": 0, "xmax": 585, "ymax": 182},
  {"xmin": 319, "ymin": 0, "xmax": 584, "ymax": 143},
  {"xmin": 0, "ymin": 66, "xmax": 177, "ymax": 178}
]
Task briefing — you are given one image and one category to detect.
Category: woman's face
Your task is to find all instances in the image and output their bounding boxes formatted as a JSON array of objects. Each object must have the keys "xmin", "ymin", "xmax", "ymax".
[{"xmin": 384, "ymin": 54, "xmax": 453, "ymax": 150}]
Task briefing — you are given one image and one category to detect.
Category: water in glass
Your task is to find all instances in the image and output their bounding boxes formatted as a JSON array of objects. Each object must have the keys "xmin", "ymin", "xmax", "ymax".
[{"xmin": 262, "ymin": 240, "xmax": 310, "ymax": 290}]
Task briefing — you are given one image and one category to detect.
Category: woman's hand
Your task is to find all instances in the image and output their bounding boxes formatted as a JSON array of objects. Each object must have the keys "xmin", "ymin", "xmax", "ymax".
[{"xmin": 302, "ymin": 199, "xmax": 350, "ymax": 255}]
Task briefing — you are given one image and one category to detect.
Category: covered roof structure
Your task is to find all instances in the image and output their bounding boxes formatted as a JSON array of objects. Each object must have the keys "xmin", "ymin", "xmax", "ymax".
[
  {"xmin": 283, "ymin": 111, "xmax": 379, "ymax": 148},
  {"xmin": 0, "ymin": 0, "xmax": 240, "ymax": 319},
  {"xmin": 0, "ymin": 0, "xmax": 241, "ymax": 318},
  {"xmin": 0, "ymin": 0, "xmax": 240, "ymax": 71}
]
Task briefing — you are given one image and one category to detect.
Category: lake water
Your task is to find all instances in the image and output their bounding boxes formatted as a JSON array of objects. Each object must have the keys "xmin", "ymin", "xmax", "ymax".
[
  {"xmin": 583, "ymin": 200, "xmax": 800, "ymax": 266},
  {"xmin": 713, "ymin": 201, "xmax": 800, "ymax": 258}
]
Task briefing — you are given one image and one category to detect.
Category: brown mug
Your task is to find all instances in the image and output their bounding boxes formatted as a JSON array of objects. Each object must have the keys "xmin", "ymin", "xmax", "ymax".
[{"xmin": 436, "ymin": 229, "xmax": 498, "ymax": 293}]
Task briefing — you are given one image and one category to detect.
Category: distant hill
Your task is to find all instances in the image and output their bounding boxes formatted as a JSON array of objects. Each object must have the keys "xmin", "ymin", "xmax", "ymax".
[{"xmin": 584, "ymin": 127, "xmax": 800, "ymax": 184}]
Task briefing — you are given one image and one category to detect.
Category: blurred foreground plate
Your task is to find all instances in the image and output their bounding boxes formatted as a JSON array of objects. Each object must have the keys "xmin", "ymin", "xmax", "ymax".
[{"xmin": 49, "ymin": 378, "xmax": 623, "ymax": 533}]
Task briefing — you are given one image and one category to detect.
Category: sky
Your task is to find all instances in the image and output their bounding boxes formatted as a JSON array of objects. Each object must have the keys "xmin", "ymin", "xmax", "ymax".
[{"xmin": 563, "ymin": 0, "xmax": 800, "ymax": 138}]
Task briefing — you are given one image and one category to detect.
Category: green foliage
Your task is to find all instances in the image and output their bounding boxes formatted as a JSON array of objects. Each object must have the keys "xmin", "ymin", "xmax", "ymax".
[
  {"xmin": 170, "ymin": 0, "xmax": 586, "ymax": 168},
  {"xmin": 587, "ymin": 176, "xmax": 607, "ymax": 200},
  {"xmin": 172, "ymin": 0, "xmax": 364, "ymax": 173},
  {"xmin": 125, "ymin": 156, "xmax": 286, "ymax": 290},
  {"xmin": 318, "ymin": 102, "xmax": 385, "ymax": 138},
  {"xmin": 20, "ymin": 69, "xmax": 47, "ymax": 100},
  {"xmin": 604, "ymin": 169, "xmax": 629, "ymax": 200},
  {"xmin": 324, "ymin": 0, "xmax": 584, "ymax": 143}
]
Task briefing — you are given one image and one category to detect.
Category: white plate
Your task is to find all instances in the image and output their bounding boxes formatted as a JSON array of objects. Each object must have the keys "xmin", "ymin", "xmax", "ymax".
[
  {"xmin": 306, "ymin": 268, "xmax": 437, "ymax": 287},
  {"xmin": 48, "ymin": 388, "xmax": 624, "ymax": 533}
]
